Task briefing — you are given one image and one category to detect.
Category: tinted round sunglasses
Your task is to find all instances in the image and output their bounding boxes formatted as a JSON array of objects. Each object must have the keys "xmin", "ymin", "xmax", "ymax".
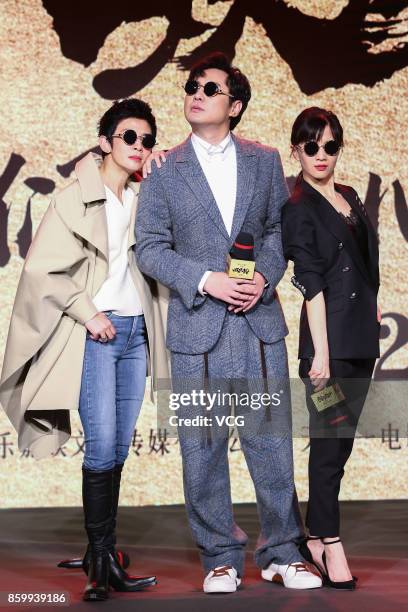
[
  {"xmin": 111, "ymin": 129, "xmax": 156, "ymax": 150},
  {"xmin": 300, "ymin": 140, "xmax": 341, "ymax": 157},
  {"xmin": 184, "ymin": 79, "xmax": 234, "ymax": 98}
]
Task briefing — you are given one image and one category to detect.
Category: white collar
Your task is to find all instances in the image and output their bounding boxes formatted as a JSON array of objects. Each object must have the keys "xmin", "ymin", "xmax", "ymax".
[
  {"xmin": 191, "ymin": 132, "xmax": 233, "ymax": 157},
  {"xmin": 104, "ymin": 184, "xmax": 133, "ymax": 206}
]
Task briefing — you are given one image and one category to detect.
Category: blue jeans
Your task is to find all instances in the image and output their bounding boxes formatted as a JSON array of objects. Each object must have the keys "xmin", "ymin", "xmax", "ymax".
[{"xmin": 79, "ymin": 312, "xmax": 147, "ymax": 471}]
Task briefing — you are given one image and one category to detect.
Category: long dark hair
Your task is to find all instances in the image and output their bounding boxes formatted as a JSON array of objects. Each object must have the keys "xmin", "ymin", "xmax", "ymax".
[{"xmin": 291, "ymin": 107, "xmax": 343, "ymax": 186}]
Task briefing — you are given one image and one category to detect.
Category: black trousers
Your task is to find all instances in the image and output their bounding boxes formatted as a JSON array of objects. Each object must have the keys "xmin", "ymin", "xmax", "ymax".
[{"xmin": 299, "ymin": 357, "xmax": 376, "ymax": 537}]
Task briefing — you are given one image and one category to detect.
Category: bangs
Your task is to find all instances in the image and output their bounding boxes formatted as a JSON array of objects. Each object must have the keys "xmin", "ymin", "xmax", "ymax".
[
  {"xmin": 298, "ymin": 116, "xmax": 330, "ymax": 144},
  {"xmin": 291, "ymin": 107, "xmax": 343, "ymax": 146}
]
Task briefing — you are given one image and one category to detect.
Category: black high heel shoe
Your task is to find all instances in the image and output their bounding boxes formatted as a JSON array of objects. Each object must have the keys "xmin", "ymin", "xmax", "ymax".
[
  {"xmin": 299, "ymin": 536, "xmax": 326, "ymax": 578},
  {"xmin": 321, "ymin": 538, "xmax": 356, "ymax": 590}
]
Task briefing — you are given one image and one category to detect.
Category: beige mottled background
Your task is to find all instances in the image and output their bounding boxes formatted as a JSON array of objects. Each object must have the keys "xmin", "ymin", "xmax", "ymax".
[{"xmin": 0, "ymin": 0, "xmax": 407, "ymax": 508}]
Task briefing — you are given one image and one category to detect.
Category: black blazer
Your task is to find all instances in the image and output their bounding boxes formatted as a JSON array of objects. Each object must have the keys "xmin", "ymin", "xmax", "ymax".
[{"xmin": 281, "ymin": 178, "xmax": 380, "ymax": 359}]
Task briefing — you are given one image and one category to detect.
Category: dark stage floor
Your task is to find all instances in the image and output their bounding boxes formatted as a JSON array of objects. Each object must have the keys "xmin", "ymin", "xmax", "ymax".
[{"xmin": 0, "ymin": 501, "xmax": 407, "ymax": 611}]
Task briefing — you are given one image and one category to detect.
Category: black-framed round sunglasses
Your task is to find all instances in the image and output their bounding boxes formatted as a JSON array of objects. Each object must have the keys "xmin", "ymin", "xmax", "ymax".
[
  {"xmin": 300, "ymin": 140, "xmax": 341, "ymax": 157},
  {"xmin": 184, "ymin": 79, "xmax": 234, "ymax": 98},
  {"xmin": 111, "ymin": 129, "xmax": 156, "ymax": 150}
]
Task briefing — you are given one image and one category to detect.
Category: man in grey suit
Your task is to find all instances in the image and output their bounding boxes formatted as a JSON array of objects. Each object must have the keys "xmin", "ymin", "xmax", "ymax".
[{"xmin": 135, "ymin": 53, "xmax": 321, "ymax": 592}]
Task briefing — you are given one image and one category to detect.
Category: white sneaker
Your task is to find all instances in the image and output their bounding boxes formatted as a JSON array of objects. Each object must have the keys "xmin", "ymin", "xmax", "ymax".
[
  {"xmin": 262, "ymin": 562, "xmax": 322, "ymax": 589},
  {"xmin": 203, "ymin": 565, "xmax": 241, "ymax": 593}
]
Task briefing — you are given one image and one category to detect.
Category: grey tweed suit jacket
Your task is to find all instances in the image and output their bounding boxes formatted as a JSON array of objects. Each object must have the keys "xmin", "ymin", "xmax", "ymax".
[{"xmin": 135, "ymin": 133, "xmax": 289, "ymax": 355}]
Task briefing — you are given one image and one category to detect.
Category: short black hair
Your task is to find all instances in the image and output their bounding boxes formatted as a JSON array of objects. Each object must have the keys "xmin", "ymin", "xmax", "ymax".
[
  {"xmin": 98, "ymin": 98, "xmax": 157, "ymax": 154},
  {"xmin": 189, "ymin": 52, "xmax": 251, "ymax": 130},
  {"xmin": 291, "ymin": 107, "xmax": 343, "ymax": 147}
]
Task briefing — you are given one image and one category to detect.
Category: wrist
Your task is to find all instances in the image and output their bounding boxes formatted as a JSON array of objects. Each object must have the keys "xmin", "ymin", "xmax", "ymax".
[
  {"xmin": 199, "ymin": 270, "xmax": 212, "ymax": 296},
  {"xmin": 313, "ymin": 347, "xmax": 329, "ymax": 359},
  {"xmin": 85, "ymin": 312, "xmax": 99, "ymax": 325}
]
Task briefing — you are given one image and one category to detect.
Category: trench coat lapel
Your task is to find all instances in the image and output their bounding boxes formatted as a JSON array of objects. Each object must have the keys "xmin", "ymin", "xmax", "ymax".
[
  {"xmin": 71, "ymin": 154, "xmax": 141, "ymax": 264},
  {"xmin": 70, "ymin": 154, "xmax": 141, "ymax": 262},
  {"xmin": 175, "ymin": 136, "xmax": 230, "ymax": 241},
  {"xmin": 70, "ymin": 206, "xmax": 108, "ymax": 260},
  {"xmin": 70, "ymin": 153, "xmax": 109, "ymax": 259},
  {"xmin": 127, "ymin": 181, "xmax": 140, "ymax": 250}
]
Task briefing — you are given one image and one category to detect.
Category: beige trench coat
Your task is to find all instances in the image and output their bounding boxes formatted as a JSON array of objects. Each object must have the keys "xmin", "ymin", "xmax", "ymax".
[{"xmin": 0, "ymin": 153, "xmax": 170, "ymax": 459}]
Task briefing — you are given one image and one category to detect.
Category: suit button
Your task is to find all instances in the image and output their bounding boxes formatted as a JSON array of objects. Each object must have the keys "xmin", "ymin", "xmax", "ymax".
[
  {"xmin": 338, "ymin": 242, "xmax": 343, "ymax": 250},
  {"xmin": 350, "ymin": 292, "xmax": 357, "ymax": 299},
  {"xmin": 342, "ymin": 266, "xmax": 351, "ymax": 272}
]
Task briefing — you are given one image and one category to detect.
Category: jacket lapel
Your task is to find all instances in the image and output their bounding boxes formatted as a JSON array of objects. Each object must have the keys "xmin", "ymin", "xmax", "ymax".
[
  {"xmin": 230, "ymin": 135, "xmax": 258, "ymax": 242},
  {"xmin": 338, "ymin": 185, "xmax": 380, "ymax": 287},
  {"xmin": 302, "ymin": 180, "xmax": 375, "ymax": 287},
  {"xmin": 176, "ymin": 137, "xmax": 230, "ymax": 241}
]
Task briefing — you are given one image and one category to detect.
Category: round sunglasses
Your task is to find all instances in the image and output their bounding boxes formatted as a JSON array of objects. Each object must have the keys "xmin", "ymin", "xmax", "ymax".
[
  {"xmin": 111, "ymin": 129, "xmax": 156, "ymax": 150},
  {"xmin": 300, "ymin": 140, "xmax": 340, "ymax": 157},
  {"xmin": 184, "ymin": 79, "xmax": 234, "ymax": 98}
]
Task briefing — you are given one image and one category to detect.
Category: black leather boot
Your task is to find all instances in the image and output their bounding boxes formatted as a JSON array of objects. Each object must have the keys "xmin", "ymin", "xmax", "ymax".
[
  {"xmin": 57, "ymin": 463, "xmax": 130, "ymax": 571},
  {"xmin": 57, "ymin": 546, "xmax": 129, "ymax": 570},
  {"xmin": 57, "ymin": 545, "xmax": 129, "ymax": 571},
  {"xmin": 106, "ymin": 464, "xmax": 157, "ymax": 592},
  {"xmin": 106, "ymin": 463, "xmax": 124, "ymax": 557},
  {"xmin": 82, "ymin": 467, "xmax": 113, "ymax": 602},
  {"xmin": 83, "ymin": 464, "xmax": 129, "ymax": 575},
  {"xmin": 108, "ymin": 552, "xmax": 157, "ymax": 591}
]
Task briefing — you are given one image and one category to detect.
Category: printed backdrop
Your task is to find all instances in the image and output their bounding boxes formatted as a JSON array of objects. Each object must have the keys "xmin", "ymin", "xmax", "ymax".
[{"xmin": 0, "ymin": 0, "xmax": 407, "ymax": 507}]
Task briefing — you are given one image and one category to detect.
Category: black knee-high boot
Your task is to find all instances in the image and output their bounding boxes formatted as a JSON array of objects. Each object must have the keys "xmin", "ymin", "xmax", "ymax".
[
  {"xmin": 107, "ymin": 463, "xmax": 124, "ymax": 556},
  {"xmin": 83, "ymin": 463, "xmax": 131, "ymax": 574},
  {"xmin": 57, "ymin": 464, "xmax": 130, "ymax": 571},
  {"xmin": 82, "ymin": 467, "xmax": 113, "ymax": 602},
  {"xmin": 106, "ymin": 463, "xmax": 157, "ymax": 592}
]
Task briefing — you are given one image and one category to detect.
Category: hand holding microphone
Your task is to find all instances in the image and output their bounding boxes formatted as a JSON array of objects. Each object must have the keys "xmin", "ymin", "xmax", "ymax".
[
  {"xmin": 227, "ymin": 271, "xmax": 265, "ymax": 313},
  {"xmin": 203, "ymin": 232, "xmax": 265, "ymax": 311},
  {"xmin": 202, "ymin": 271, "xmax": 256, "ymax": 307},
  {"xmin": 227, "ymin": 232, "xmax": 266, "ymax": 313}
]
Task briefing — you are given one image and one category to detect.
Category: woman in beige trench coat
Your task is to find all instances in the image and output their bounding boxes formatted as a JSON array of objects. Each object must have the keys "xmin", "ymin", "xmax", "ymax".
[{"xmin": 0, "ymin": 99, "xmax": 169, "ymax": 602}]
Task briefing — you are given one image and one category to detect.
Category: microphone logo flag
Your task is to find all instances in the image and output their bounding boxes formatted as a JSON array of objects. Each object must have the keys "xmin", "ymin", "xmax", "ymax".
[
  {"xmin": 228, "ymin": 259, "xmax": 255, "ymax": 279},
  {"xmin": 228, "ymin": 232, "xmax": 255, "ymax": 280}
]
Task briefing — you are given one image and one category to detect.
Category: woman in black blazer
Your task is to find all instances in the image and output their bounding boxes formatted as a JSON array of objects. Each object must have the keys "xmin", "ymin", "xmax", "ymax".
[{"xmin": 281, "ymin": 107, "xmax": 381, "ymax": 590}]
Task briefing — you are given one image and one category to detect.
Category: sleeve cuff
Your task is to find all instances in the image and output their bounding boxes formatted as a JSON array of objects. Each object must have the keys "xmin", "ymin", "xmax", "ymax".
[
  {"xmin": 291, "ymin": 274, "xmax": 326, "ymax": 301},
  {"xmin": 64, "ymin": 293, "xmax": 99, "ymax": 325},
  {"xmin": 198, "ymin": 271, "xmax": 212, "ymax": 296}
]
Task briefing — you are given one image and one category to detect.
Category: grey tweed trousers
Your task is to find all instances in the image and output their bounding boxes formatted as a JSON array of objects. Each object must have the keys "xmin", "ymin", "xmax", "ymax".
[{"xmin": 170, "ymin": 311, "xmax": 304, "ymax": 577}]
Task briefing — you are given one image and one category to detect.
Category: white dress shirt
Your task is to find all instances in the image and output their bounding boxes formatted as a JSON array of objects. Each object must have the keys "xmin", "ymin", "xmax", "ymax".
[
  {"xmin": 191, "ymin": 132, "xmax": 237, "ymax": 295},
  {"xmin": 93, "ymin": 185, "xmax": 143, "ymax": 316}
]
